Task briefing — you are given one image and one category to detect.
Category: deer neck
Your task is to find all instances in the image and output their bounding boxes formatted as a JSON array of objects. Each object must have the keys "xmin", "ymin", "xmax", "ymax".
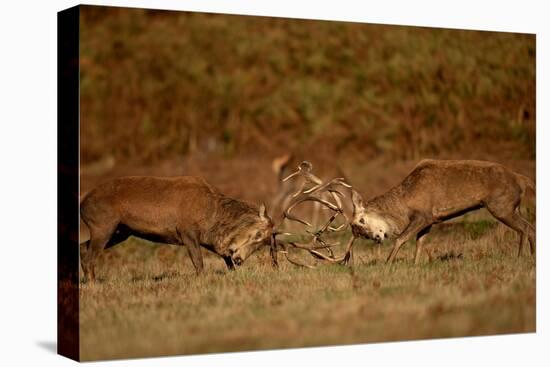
[{"xmin": 365, "ymin": 192, "xmax": 409, "ymax": 237}]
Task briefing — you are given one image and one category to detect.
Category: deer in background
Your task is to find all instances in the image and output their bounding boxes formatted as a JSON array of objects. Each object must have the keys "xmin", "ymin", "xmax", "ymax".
[{"xmin": 271, "ymin": 153, "xmax": 351, "ymax": 229}]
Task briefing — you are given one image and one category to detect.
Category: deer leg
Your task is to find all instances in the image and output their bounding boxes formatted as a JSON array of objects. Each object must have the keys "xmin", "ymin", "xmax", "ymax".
[
  {"xmin": 81, "ymin": 226, "xmax": 115, "ymax": 282},
  {"xmin": 342, "ymin": 236, "xmax": 356, "ymax": 266},
  {"xmin": 414, "ymin": 225, "xmax": 432, "ymax": 265},
  {"xmin": 223, "ymin": 256, "xmax": 235, "ymax": 271},
  {"xmin": 178, "ymin": 230, "xmax": 204, "ymax": 274},
  {"xmin": 488, "ymin": 207, "xmax": 530, "ymax": 258},
  {"xmin": 386, "ymin": 216, "xmax": 429, "ymax": 265},
  {"xmin": 270, "ymin": 236, "xmax": 279, "ymax": 269},
  {"xmin": 511, "ymin": 216, "xmax": 528, "ymax": 258},
  {"xmin": 186, "ymin": 240, "xmax": 204, "ymax": 275},
  {"xmin": 517, "ymin": 209, "xmax": 536, "ymax": 256},
  {"xmin": 80, "ymin": 226, "xmax": 130, "ymax": 281},
  {"xmin": 514, "ymin": 210, "xmax": 535, "ymax": 255},
  {"xmin": 527, "ymin": 222, "xmax": 536, "ymax": 256},
  {"xmin": 516, "ymin": 203, "xmax": 536, "ymax": 256},
  {"xmin": 79, "ymin": 241, "xmax": 89, "ymax": 281},
  {"xmin": 344, "ymin": 247, "xmax": 354, "ymax": 266}
]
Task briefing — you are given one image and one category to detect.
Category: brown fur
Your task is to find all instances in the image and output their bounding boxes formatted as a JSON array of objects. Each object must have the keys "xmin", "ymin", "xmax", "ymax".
[
  {"xmin": 80, "ymin": 176, "xmax": 273, "ymax": 281},
  {"xmin": 351, "ymin": 159, "xmax": 536, "ymax": 264}
]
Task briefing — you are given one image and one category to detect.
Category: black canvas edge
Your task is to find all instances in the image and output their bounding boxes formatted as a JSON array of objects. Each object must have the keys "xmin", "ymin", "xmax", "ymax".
[{"xmin": 58, "ymin": 4, "xmax": 80, "ymax": 362}]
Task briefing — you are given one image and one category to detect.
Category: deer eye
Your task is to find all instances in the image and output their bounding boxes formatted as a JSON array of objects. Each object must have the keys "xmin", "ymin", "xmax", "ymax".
[
  {"xmin": 255, "ymin": 231, "xmax": 262, "ymax": 240},
  {"xmin": 359, "ymin": 218, "xmax": 365, "ymax": 224}
]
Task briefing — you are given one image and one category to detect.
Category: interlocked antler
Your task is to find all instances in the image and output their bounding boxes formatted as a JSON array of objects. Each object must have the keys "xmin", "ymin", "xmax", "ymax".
[{"xmin": 274, "ymin": 161, "xmax": 357, "ymax": 268}]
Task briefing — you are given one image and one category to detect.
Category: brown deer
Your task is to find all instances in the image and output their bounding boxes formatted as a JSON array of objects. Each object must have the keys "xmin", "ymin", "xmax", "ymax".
[
  {"xmin": 80, "ymin": 176, "xmax": 274, "ymax": 281},
  {"xmin": 350, "ymin": 159, "xmax": 536, "ymax": 264}
]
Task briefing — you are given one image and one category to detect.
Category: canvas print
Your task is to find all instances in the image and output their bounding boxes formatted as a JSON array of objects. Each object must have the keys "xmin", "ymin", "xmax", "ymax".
[{"xmin": 58, "ymin": 4, "xmax": 536, "ymax": 361}]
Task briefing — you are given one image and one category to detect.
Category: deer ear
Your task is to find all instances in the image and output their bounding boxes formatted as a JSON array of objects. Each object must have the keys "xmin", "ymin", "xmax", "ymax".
[
  {"xmin": 351, "ymin": 190, "xmax": 365, "ymax": 212},
  {"xmin": 259, "ymin": 203, "xmax": 267, "ymax": 219},
  {"xmin": 272, "ymin": 153, "xmax": 293, "ymax": 174}
]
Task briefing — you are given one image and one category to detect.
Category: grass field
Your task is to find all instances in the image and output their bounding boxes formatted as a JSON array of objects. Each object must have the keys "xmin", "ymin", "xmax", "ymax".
[{"xmin": 79, "ymin": 209, "xmax": 535, "ymax": 361}]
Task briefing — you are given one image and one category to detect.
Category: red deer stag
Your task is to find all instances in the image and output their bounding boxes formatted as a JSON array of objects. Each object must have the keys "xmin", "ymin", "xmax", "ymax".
[
  {"xmin": 349, "ymin": 159, "xmax": 536, "ymax": 264},
  {"xmin": 80, "ymin": 176, "xmax": 274, "ymax": 281}
]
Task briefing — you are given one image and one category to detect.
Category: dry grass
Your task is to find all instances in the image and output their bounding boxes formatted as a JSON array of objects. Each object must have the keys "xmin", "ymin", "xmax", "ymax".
[{"xmin": 79, "ymin": 211, "xmax": 535, "ymax": 361}]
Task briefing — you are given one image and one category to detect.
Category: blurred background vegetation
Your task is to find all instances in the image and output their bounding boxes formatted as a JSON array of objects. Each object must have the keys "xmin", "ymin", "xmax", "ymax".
[{"xmin": 79, "ymin": 6, "xmax": 535, "ymax": 169}]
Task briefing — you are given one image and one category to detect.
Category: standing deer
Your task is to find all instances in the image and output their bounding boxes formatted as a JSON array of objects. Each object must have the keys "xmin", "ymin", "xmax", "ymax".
[
  {"xmin": 80, "ymin": 175, "xmax": 274, "ymax": 281},
  {"xmin": 350, "ymin": 159, "xmax": 535, "ymax": 264}
]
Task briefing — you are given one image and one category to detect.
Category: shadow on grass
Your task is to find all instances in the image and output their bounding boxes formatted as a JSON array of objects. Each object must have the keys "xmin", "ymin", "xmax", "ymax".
[
  {"xmin": 150, "ymin": 271, "xmax": 182, "ymax": 282},
  {"xmin": 437, "ymin": 251, "xmax": 464, "ymax": 262}
]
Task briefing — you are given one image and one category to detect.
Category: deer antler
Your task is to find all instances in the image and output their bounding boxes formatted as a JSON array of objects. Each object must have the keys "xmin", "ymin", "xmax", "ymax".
[
  {"xmin": 283, "ymin": 161, "xmax": 323, "ymax": 198},
  {"xmin": 282, "ymin": 163, "xmax": 349, "ymax": 227},
  {"xmin": 274, "ymin": 161, "xmax": 357, "ymax": 268}
]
